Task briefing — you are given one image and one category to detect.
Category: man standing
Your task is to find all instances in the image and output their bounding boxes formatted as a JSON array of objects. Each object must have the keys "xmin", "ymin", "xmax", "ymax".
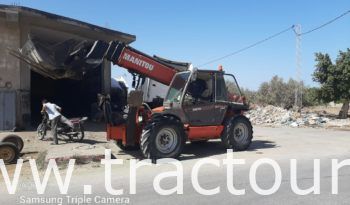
[{"xmin": 41, "ymin": 99, "xmax": 73, "ymax": 145}]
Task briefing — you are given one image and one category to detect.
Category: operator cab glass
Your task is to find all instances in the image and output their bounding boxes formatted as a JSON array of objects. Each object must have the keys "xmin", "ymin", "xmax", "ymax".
[
  {"xmin": 183, "ymin": 72, "xmax": 214, "ymax": 105},
  {"xmin": 215, "ymin": 73, "xmax": 243, "ymax": 104},
  {"xmin": 165, "ymin": 71, "xmax": 191, "ymax": 103}
]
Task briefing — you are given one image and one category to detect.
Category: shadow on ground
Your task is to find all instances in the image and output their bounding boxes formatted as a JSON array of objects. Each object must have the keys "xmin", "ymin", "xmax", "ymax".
[
  {"xmin": 248, "ymin": 140, "xmax": 276, "ymax": 151},
  {"xmin": 179, "ymin": 140, "xmax": 277, "ymax": 160},
  {"xmin": 40, "ymin": 137, "xmax": 106, "ymax": 145},
  {"xmin": 115, "ymin": 139, "xmax": 277, "ymax": 161},
  {"xmin": 19, "ymin": 121, "xmax": 106, "ymax": 132}
]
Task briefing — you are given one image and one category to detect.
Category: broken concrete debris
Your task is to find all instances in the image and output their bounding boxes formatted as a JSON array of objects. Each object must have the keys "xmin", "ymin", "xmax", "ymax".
[{"xmin": 246, "ymin": 105, "xmax": 349, "ymax": 128}]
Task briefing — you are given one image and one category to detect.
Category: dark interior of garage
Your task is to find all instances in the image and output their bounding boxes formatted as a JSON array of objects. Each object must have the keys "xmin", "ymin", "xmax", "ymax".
[{"xmin": 30, "ymin": 67, "xmax": 102, "ymax": 125}]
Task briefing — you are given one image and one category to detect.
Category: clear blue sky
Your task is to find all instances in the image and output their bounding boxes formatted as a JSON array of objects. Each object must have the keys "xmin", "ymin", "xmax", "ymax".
[{"xmin": 1, "ymin": 0, "xmax": 350, "ymax": 90}]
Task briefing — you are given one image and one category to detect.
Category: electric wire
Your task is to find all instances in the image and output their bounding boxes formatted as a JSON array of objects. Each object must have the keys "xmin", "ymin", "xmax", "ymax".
[
  {"xmin": 198, "ymin": 9, "xmax": 350, "ymax": 67},
  {"xmin": 300, "ymin": 9, "xmax": 350, "ymax": 36},
  {"xmin": 198, "ymin": 26, "xmax": 294, "ymax": 67}
]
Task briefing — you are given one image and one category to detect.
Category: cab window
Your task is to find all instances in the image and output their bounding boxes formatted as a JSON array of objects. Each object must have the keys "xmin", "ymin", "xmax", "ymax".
[
  {"xmin": 183, "ymin": 73, "xmax": 214, "ymax": 105},
  {"xmin": 215, "ymin": 74, "xmax": 242, "ymax": 103}
]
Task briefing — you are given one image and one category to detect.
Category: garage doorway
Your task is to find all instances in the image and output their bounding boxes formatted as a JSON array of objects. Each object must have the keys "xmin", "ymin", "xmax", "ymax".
[{"xmin": 30, "ymin": 66, "xmax": 102, "ymax": 125}]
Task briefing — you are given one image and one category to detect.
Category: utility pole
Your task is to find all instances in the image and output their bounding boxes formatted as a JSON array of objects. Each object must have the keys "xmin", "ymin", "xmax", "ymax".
[{"xmin": 293, "ymin": 24, "xmax": 302, "ymax": 110}]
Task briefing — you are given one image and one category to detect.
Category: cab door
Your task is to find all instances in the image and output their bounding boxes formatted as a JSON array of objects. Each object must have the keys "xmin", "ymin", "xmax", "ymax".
[
  {"xmin": 213, "ymin": 73, "xmax": 231, "ymax": 123},
  {"xmin": 182, "ymin": 72, "xmax": 227, "ymax": 126}
]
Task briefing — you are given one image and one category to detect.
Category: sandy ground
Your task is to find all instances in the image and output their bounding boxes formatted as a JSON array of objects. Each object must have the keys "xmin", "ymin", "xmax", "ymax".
[
  {"xmin": 0, "ymin": 104, "xmax": 349, "ymax": 178},
  {"xmin": 1, "ymin": 126, "xmax": 350, "ymax": 204},
  {"xmin": 303, "ymin": 104, "xmax": 350, "ymax": 117},
  {"xmin": 0, "ymin": 122, "xmax": 121, "ymax": 178}
]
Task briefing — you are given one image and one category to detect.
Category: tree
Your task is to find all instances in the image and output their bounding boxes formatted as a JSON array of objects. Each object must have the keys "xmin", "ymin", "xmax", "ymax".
[
  {"xmin": 312, "ymin": 49, "xmax": 350, "ymax": 119},
  {"xmin": 303, "ymin": 87, "xmax": 321, "ymax": 107},
  {"xmin": 242, "ymin": 76, "xmax": 320, "ymax": 108}
]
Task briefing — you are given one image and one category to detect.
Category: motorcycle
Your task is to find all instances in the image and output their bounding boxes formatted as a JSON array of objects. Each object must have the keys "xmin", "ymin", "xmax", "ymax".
[{"xmin": 37, "ymin": 112, "xmax": 87, "ymax": 142}]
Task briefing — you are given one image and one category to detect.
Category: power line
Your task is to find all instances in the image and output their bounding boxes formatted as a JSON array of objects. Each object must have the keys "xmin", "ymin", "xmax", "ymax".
[
  {"xmin": 300, "ymin": 9, "xmax": 350, "ymax": 36},
  {"xmin": 198, "ymin": 26, "xmax": 294, "ymax": 67},
  {"xmin": 198, "ymin": 9, "xmax": 350, "ymax": 68}
]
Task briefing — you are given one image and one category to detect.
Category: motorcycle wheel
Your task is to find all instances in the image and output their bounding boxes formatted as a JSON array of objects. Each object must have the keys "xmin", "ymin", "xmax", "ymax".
[
  {"xmin": 37, "ymin": 123, "xmax": 46, "ymax": 140},
  {"xmin": 73, "ymin": 123, "xmax": 85, "ymax": 142}
]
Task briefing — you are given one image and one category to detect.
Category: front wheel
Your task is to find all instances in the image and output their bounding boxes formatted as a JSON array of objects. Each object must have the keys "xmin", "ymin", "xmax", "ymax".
[
  {"xmin": 37, "ymin": 123, "xmax": 47, "ymax": 140},
  {"xmin": 140, "ymin": 116, "xmax": 185, "ymax": 159},
  {"xmin": 221, "ymin": 115, "xmax": 253, "ymax": 151}
]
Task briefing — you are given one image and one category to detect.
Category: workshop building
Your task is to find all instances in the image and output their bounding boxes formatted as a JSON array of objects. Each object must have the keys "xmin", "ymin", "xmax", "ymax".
[{"xmin": 0, "ymin": 4, "xmax": 135, "ymax": 130}]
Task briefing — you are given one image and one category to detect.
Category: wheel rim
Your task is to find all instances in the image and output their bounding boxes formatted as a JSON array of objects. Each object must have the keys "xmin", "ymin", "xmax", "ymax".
[
  {"xmin": 155, "ymin": 128, "xmax": 178, "ymax": 154},
  {"xmin": 0, "ymin": 147, "xmax": 15, "ymax": 162},
  {"xmin": 233, "ymin": 122, "xmax": 249, "ymax": 143}
]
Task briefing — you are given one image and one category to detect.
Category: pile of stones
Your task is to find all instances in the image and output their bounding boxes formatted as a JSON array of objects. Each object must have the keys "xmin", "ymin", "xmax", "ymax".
[{"xmin": 246, "ymin": 105, "xmax": 332, "ymax": 127}]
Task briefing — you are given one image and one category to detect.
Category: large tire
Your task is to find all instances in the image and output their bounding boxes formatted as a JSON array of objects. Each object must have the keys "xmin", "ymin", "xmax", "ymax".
[
  {"xmin": 0, "ymin": 142, "xmax": 19, "ymax": 164},
  {"xmin": 221, "ymin": 115, "xmax": 253, "ymax": 151},
  {"xmin": 2, "ymin": 134, "xmax": 24, "ymax": 152},
  {"xmin": 140, "ymin": 116, "xmax": 185, "ymax": 159}
]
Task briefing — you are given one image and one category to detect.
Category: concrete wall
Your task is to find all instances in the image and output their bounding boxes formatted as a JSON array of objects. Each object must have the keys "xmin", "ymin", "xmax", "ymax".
[
  {"xmin": 0, "ymin": 9, "xmax": 116, "ymax": 129},
  {"xmin": 0, "ymin": 10, "xmax": 22, "ymax": 129},
  {"xmin": 0, "ymin": 12, "xmax": 20, "ymax": 91}
]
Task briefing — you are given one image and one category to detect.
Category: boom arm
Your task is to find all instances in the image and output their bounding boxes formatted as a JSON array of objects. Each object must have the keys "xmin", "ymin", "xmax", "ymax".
[{"xmin": 79, "ymin": 41, "xmax": 179, "ymax": 86}]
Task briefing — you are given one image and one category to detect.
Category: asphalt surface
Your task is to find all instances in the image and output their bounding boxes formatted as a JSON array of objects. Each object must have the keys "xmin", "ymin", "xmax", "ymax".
[{"xmin": 1, "ymin": 126, "xmax": 350, "ymax": 205}]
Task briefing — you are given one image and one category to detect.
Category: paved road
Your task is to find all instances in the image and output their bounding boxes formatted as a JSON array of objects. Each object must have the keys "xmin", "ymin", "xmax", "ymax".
[{"xmin": 1, "ymin": 126, "xmax": 350, "ymax": 205}]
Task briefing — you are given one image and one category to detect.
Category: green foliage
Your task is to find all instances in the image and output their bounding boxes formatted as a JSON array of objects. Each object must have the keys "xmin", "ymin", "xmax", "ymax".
[
  {"xmin": 240, "ymin": 87, "xmax": 258, "ymax": 103},
  {"xmin": 303, "ymin": 87, "xmax": 321, "ymax": 107},
  {"xmin": 242, "ymin": 76, "xmax": 321, "ymax": 108},
  {"xmin": 312, "ymin": 48, "xmax": 350, "ymax": 118},
  {"xmin": 313, "ymin": 49, "xmax": 350, "ymax": 102}
]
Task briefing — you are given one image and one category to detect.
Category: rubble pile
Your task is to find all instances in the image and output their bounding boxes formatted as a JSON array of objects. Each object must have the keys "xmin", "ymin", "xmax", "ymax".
[{"xmin": 246, "ymin": 105, "xmax": 349, "ymax": 128}]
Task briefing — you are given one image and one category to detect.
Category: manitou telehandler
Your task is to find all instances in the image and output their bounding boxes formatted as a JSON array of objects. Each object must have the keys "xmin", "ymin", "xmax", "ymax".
[
  {"xmin": 67, "ymin": 40, "xmax": 254, "ymax": 159},
  {"xmin": 14, "ymin": 38, "xmax": 253, "ymax": 159}
]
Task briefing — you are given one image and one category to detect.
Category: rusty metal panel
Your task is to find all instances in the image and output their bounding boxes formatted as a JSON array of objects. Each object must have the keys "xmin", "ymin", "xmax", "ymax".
[{"xmin": 0, "ymin": 91, "xmax": 16, "ymax": 130}]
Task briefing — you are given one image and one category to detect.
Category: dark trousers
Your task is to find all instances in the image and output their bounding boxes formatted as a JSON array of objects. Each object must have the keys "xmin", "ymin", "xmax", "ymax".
[{"xmin": 51, "ymin": 116, "xmax": 60, "ymax": 144}]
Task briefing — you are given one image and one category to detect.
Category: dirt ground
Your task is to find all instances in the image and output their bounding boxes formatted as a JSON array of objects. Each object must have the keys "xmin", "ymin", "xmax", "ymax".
[
  {"xmin": 0, "ymin": 105, "xmax": 349, "ymax": 177},
  {"xmin": 303, "ymin": 104, "xmax": 349, "ymax": 117},
  {"xmin": 0, "ymin": 122, "xmax": 128, "ymax": 178}
]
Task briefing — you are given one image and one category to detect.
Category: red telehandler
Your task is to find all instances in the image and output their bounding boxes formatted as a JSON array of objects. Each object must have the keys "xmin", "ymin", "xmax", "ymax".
[
  {"xmin": 8, "ymin": 37, "xmax": 252, "ymax": 160},
  {"xmin": 69, "ymin": 40, "xmax": 253, "ymax": 159}
]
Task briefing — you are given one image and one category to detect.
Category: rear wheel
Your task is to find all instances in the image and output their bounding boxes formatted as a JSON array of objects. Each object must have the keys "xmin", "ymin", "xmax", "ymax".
[
  {"xmin": 2, "ymin": 134, "xmax": 24, "ymax": 152},
  {"xmin": 0, "ymin": 142, "xmax": 19, "ymax": 164},
  {"xmin": 140, "ymin": 116, "xmax": 185, "ymax": 159},
  {"xmin": 72, "ymin": 123, "xmax": 84, "ymax": 142},
  {"xmin": 221, "ymin": 115, "xmax": 253, "ymax": 151}
]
